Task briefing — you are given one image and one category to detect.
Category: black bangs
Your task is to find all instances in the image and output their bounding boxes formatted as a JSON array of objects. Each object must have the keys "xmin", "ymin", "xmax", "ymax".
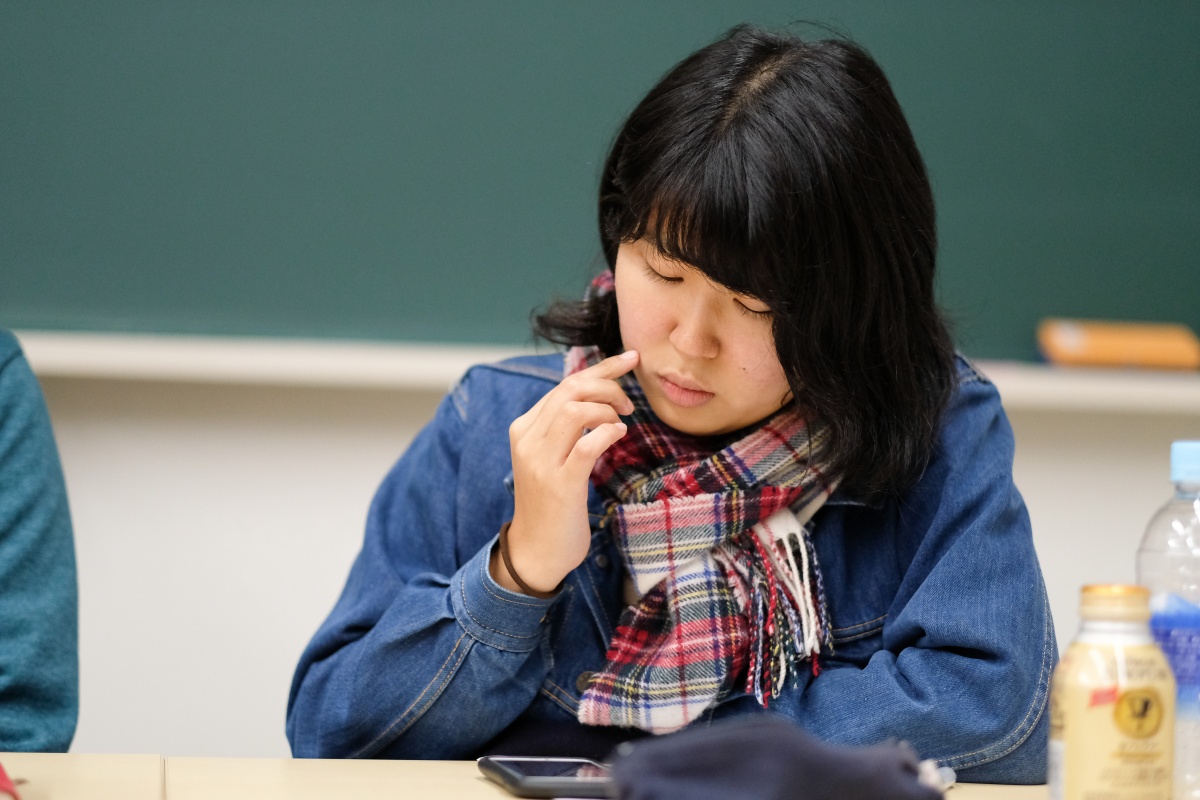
[
  {"xmin": 598, "ymin": 31, "xmax": 838, "ymax": 310},
  {"xmin": 613, "ymin": 169, "xmax": 775, "ymax": 303},
  {"xmin": 619, "ymin": 126, "xmax": 787, "ymax": 302}
]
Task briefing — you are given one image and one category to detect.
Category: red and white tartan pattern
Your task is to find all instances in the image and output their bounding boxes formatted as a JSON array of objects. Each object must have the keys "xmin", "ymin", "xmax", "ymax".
[{"xmin": 566, "ymin": 340, "xmax": 834, "ymax": 733}]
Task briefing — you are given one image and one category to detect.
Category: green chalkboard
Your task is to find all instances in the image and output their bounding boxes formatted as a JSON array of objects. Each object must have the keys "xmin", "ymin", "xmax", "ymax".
[{"xmin": 3, "ymin": 2, "xmax": 1197, "ymax": 360}]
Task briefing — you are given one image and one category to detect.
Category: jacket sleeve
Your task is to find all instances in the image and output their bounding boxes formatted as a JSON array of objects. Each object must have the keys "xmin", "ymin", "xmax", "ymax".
[
  {"xmin": 762, "ymin": 372, "xmax": 1056, "ymax": 784},
  {"xmin": 286, "ymin": 370, "xmax": 556, "ymax": 759},
  {"xmin": 0, "ymin": 336, "xmax": 79, "ymax": 752}
]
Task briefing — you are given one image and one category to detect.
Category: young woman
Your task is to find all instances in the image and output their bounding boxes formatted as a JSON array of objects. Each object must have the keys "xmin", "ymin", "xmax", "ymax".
[{"xmin": 287, "ymin": 25, "xmax": 1055, "ymax": 783}]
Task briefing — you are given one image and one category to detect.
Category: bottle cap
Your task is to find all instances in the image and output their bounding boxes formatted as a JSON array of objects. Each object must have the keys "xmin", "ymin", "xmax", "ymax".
[
  {"xmin": 1079, "ymin": 584, "xmax": 1151, "ymax": 621},
  {"xmin": 1171, "ymin": 440, "xmax": 1200, "ymax": 483}
]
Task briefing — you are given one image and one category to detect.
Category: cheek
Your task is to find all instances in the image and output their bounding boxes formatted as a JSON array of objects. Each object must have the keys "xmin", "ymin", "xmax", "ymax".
[
  {"xmin": 734, "ymin": 338, "xmax": 790, "ymax": 401},
  {"xmin": 614, "ymin": 287, "xmax": 637, "ymax": 347},
  {"xmin": 615, "ymin": 284, "xmax": 662, "ymax": 347}
]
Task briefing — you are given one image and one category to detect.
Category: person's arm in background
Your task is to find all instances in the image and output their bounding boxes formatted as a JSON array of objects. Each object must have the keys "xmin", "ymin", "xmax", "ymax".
[{"xmin": 0, "ymin": 330, "xmax": 79, "ymax": 751}]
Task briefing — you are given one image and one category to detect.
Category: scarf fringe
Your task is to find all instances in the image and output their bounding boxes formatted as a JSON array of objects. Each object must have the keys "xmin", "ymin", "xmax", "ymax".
[{"xmin": 716, "ymin": 516, "xmax": 832, "ymax": 707}]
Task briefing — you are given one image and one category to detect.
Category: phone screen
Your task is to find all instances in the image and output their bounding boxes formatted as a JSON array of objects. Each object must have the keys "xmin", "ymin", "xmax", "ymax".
[{"xmin": 489, "ymin": 757, "xmax": 610, "ymax": 779}]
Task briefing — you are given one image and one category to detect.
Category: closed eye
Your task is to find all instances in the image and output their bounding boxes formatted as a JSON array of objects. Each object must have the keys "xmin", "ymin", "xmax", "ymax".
[
  {"xmin": 642, "ymin": 264, "xmax": 682, "ymax": 284},
  {"xmin": 735, "ymin": 297, "xmax": 772, "ymax": 318}
]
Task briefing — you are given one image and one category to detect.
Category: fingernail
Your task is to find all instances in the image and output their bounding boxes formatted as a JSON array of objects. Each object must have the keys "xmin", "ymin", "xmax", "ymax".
[{"xmin": 620, "ymin": 349, "xmax": 638, "ymax": 361}]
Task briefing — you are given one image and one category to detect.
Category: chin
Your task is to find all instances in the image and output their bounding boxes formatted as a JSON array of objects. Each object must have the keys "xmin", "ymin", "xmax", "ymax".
[{"xmin": 650, "ymin": 405, "xmax": 728, "ymax": 437}]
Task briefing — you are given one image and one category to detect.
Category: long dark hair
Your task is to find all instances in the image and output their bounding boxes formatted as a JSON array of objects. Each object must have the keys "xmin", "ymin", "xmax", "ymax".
[{"xmin": 535, "ymin": 24, "xmax": 957, "ymax": 498}]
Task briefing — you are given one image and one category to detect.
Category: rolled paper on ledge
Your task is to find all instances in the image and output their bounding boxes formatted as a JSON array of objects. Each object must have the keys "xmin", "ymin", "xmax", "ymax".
[{"xmin": 1037, "ymin": 319, "xmax": 1200, "ymax": 370}]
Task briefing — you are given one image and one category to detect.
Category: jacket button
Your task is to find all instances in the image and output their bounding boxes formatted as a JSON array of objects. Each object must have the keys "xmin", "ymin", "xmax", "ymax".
[
  {"xmin": 593, "ymin": 553, "xmax": 610, "ymax": 569},
  {"xmin": 576, "ymin": 671, "xmax": 595, "ymax": 694}
]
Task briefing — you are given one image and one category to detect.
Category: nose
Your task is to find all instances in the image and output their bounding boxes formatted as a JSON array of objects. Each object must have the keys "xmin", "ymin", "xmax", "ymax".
[{"xmin": 668, "ymin": 297, "xmax": 720, "ymax": 359}]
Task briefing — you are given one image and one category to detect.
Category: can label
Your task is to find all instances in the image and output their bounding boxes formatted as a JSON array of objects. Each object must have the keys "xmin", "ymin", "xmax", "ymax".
[{"xmin": 1049, "ymin": 642, "xmax": 1175, "ymax": 800}]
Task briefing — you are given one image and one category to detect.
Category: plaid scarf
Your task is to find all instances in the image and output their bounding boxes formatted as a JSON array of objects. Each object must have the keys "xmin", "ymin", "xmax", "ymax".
[{"xmin": 568, "ymin": 329, "xmax": 835, "ymax": 734}]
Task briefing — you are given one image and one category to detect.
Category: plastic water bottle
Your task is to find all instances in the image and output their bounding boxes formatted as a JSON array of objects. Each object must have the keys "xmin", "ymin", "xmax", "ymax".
[{"xmin": 1137, "ymin": 440, "xmax": 1200, "ymax": 800}]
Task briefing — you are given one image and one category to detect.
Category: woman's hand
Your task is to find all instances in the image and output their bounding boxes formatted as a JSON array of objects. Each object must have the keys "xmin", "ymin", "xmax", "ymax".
[{"xmin": 491, "ymin": 350, "xmax": 639, "ymax": 595}]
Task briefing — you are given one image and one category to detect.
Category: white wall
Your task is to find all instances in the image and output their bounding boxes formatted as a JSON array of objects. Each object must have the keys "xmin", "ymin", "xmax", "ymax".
[
  {"xmin": 41, "ymin": 376, "xmax": 443, "ymax": 757},
  {"xmin": 1009, "ymin": 408, "xmax": 1200, "ymax": 649},
  {"xmin": 35, "ymin": 371, "xmax": 1200, "ymax": 757}
]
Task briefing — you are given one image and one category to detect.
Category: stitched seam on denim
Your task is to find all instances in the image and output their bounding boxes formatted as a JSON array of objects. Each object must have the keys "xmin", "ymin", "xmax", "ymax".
[
  {"xmin": 478, "ymin": 360, "xmax": 563, "ymax": 384},
  {"xmin": 542, "ymin": 680, "xmax": 581, "ymax": 713},
  {"xmin": 478, "ymin": 555, "xmax": 554, "ymax": 611},
  {"xmin": 541, "ymin": 688, "xmax": 578, "ymax": 716},
  {"xmin": 453, "ymin": 357, "xmax": 559, "ymax": 419},
  {"xmin": 545, "ymin": 678, "xmax": 578, "ymax": 701},
  {"xmin": 955, "ymin": 353, "xmax": 989, "ymax": 386},
  {"xmin": 460, "ymin": 569, "xmax": 544, "ymax": 647},
  {"xmin": 582, "ymin": 564, "xmax": 613, "ymax": 644},
  {"xmin": 554, "ymin": 582, "xmax": 578, "ymax": 650},
  {"xmin": 832, "ymin": 623, "xmax": 884, "ymax": 644},
  {"xmin": 832, "ymin": 613, "xmax": 887, "ymax": 635},
  {"xmin": 450, "ymin": 379, "xmax": 468, "ymax": 420},
  {"xmin": 823, "ymin": 497, "xmax": 872, "ymax": 508},
  {"xmin": 475, "ymin": 544, "xmax": 554, "ymax": 606},
  {"xmin": 938, "ymin": 586, "xmax": 1055, "ymax": 770},
  {"xmin": 353, "ymin": 630, "xmax": 470, "ymax": 757}
]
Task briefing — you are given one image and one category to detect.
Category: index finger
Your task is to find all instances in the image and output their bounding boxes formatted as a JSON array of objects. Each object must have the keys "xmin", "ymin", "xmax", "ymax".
[
  {"xmin": 583, "ymin": 349, "xmax": 639, "ymax": 379},
  {"xmin": 520, "ymin": 349, "xmax": 640, "ymax": 422}
]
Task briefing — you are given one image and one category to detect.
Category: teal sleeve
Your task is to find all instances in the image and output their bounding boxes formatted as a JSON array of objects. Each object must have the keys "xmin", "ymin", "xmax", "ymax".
[{"xmin": 0, "ymin": 331, "xmax": 79, "ymax": 751}]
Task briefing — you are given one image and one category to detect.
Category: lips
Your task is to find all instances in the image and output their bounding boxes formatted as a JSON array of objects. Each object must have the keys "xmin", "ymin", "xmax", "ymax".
[{"xmin": 657, "ymin": 373, "xmax": 715, "ymax": 408}]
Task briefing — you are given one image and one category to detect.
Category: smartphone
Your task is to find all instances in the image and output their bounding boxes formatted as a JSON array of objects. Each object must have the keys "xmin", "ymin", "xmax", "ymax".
[{"xmin": 477, "ymin": 755, "xmax": 614, "ymax": 798}]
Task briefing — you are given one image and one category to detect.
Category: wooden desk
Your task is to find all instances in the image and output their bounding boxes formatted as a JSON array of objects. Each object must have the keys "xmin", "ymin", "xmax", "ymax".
[
  {"xmin": 0, "ymin": 752, "xmax": 163, "ymax": 800},
  {"xmin": 0, "ymin": 753, "xmax": 1049, "ymax": 799},
  {"xmin": 165, "ymin": 757, "xmax": 1050, "ymax": 800},
  {"xmin": 166, "ymin": 758, "xmax": 501, "ymax": 800}
]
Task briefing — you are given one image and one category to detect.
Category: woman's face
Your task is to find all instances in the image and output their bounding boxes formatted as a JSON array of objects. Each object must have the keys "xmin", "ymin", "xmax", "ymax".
[{"xmin": 614, "ymin": 238, "xmax": 793, "ymax": 436}]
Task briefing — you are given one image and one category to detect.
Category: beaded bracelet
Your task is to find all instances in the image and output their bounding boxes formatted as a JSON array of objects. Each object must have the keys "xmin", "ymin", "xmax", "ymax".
[{"xmin": 498, "ymin": 521, "xmax": 563, "ymax": 599}]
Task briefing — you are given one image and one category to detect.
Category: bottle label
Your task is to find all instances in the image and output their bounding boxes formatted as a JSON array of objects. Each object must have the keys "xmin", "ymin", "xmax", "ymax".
[
  {"xmin": 1151, "ymin": 604, "xmax": 1200, "ymax": 696},
  {"xmin": 1151, "ymin": 626, "xmax": 1200, "ymax": 686},
  {"xmin": 1050, "ymin": 642, "xmax": 1175, "ymax": 800},
  {"xmin": 1149, "ymin": 594, "xmax": 1200, "ymax": 796}
]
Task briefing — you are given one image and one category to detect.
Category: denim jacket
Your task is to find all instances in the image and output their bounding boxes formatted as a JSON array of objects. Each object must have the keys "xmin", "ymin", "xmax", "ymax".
[{"xmin": 286, "ymin": 353, "xmax": 1056, "ymax": 783}]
